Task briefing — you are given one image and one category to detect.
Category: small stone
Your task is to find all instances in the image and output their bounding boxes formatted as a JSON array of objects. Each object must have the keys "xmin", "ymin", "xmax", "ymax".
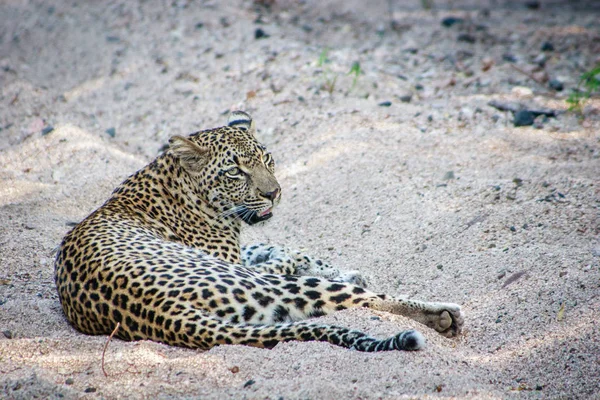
[
  {"xmin": 195, "ymin": 22, "xmax": 204, "ymax": 29},
  {"xmin": 511, "ymin": 86, "xmax": 534, "ymax": 98},
  {"xmin": 2, "ymin": 330, "xmax": 12, "ymax": 339},
  {"xmin": 398, "ymin": 92, "xmax": 412, "ymax": 103},
  {"xmin": 525, "ymin": 1, "xmax": 540, "ymax": 9},
  {"xmin": 254, "ymin": 28, "xmax": 269, "ymax": 39},
  {"xmin": 243, "ymin": 379, "xmax": 255, "ymax": 388},
  {"xmin": 502, "ymin": 53, "xmax": 517, "ymax": 63},
  {"xmin": 414, "ymin": 83, "xmax": 424, "ymax": 91},
  {"xmin": 509, "ymin": 226, "xmax": 516, "ymax": 232},
  {"xmin": 481, "ymin": 57, "xmax": 494, "ymax": 71},
  {"xmin": 106, "ymin": 36, "xmax": 120, "ymax": 43},
  {"xmin": 442, "ymin": 171, "xmax": 455, "ymax": 181},
  {"xmin": 533, "ymin": 114, "xmax": 548, "ymax": 129},
  {"xmin": 41, "ymin": 126, "xmax": 54, "ymax": 136},
  {"xmin": 533, "ymin": 53, "xmax": 547, "ymax": 67},
  {"xmin": 441, "ymin": 17, "xmax": 464, "ymax": 27},
  {"xmin": 378, "ymin": 101, "xmax": 392, "ymax": 107},
  {"xmin": 513, "ymin": 178, "xmax": 523, "ymax": 187},
  {"xmin": 514, "ymin": 110, "xmax": 535, "ymax": 127},
  {"xmin": 541, "ymin": 41, "xmax": 554, "ymax": 51},
  {"xmin": 548, "ymin": 78, "xmax": 563, "ymax": 91},
  {"xmin": 65, "ymin": 378, "xmax": 74, "ymax": 385},
  {"xmin": 370, "ymin": 316, "xmax": 381, "ymax": 320},
  {"xmin": 84, "ymin": 387, "xmax": 97, "ymax": 393},
  {"xmin": 457, "ymin": 33, "xmax": 476, "ymax": 43},
  {"xmin": 436, "ymin": 264, "xmax": 443, "ymax": 270},
  {"xmin": 105, "ymin": 127, "xmax": 116, "ymax": 137}
]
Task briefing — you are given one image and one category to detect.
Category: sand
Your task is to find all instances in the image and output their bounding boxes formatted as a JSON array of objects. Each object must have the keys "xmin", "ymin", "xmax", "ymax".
[{"xmin": 1, "ymin": 0, "xmax": 599, "ymax": 398}]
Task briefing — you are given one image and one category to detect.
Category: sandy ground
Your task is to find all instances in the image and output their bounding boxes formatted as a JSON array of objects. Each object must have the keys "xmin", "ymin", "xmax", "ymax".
[{"xmin": 1, "ymin": 0, "xmax": 599, "ymax": 398}]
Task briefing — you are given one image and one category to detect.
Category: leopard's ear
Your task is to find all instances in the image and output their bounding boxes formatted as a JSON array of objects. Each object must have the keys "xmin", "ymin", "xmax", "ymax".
[
  {"xmin": 227, "ymin": 110, "xmax": 255, "ymax": 136},
  {"xmin": 169, "ymin": 135, "xmax": 209, "ymax": 172}
]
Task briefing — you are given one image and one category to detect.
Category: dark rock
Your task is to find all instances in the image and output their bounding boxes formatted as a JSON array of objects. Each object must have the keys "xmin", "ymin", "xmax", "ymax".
[
  {"xmin": 84, "ymin": 387, "xmax": 97, "ymax": 393},
  {"xmin": 441, "ymin": 17, "xmax": 464, "ymax": 27},
  {"xmin": 525, "ymin": 1, "xmax": 540, "ymax": 9},
  {"xmin": 41, "ymin": 126, "xmax": 54, "ymax": 136},
  {"xmin": 195, "ymin": 22, "xmax": 204, "ymax": 29},
  {"xmin": 541, "ymin": 41, "xmax": 554, "ymax": 51},
  {"xmin": 254, "ymin": 28, "xmax": 269, "ymax": 39},
  {"xmin": 378, "ymin": 101, "xmax": 392, "ymax": 107},
  {"xmin": 488, "ymin": 100, "xmax": 557, "ymax": 118},
  {"xmin": 403, "ymin": 47, "xmax": 419, "ymax": 54},
  {"xmin": 65, "ymin": 378, "xmax": 74, "ymax": 385},
  {"xmin": 2, "ymin": 330, "xmax": 12, "ymax": 339},
  {"xmin": 301, "ymin": 24, "xmax": 313, "ymax": 32},
  {"xmin": 514, "ymin": 110, "xmax": 535, "ymax": 127},
  {"xmin": 398, "ymin": 92, "xmax": 412, "ymax": 103},
  {"xmin": 457, "ymin": 33, "xmax": 476, "ymax": 43},
  {"xmin": 106, "ymin": 36, "xmax": 120, "ymax": 43},
  {"xmin": 548, "ymin": 78, "xmax": 563, "ymax": 91},
  {"xmin": 414, "ymin": 83, "xmax": 424, "ymax": 91},
  {"xmin": 105, "ymin": 127, "xmax": 116, "ymax": 137},
  {"xmin": 243, "ymin": 380, "xmax": 255, "ymax": 388},
  {"xmin": 502, "ymin": 53, "xmax": 517, "ymax": 63}
]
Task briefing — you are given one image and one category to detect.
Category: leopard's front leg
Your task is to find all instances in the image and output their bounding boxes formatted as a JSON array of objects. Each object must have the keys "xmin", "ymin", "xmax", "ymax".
[
  {"xmin": 241, "ymin": 244, "xmax": 367, "ymax": 287},
  {"xmin": 366, "ymin": 296, "xmax": 463, "ymax": 338}
]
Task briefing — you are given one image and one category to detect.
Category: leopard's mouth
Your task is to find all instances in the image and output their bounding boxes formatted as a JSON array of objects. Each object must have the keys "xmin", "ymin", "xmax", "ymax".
[{"xmin": 236, "ymin": 207, "xmax": 273, "ymax": 225}]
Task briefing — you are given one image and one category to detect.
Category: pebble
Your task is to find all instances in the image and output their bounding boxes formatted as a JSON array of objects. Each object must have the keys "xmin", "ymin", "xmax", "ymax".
[
  {"xmin": 397, "ymin": 92, "xmax": 412, "ymax": 103},
  {"xmin": 378, "ymin": 101, "xmax": 392, "ymax": 107},
  {"xmin": 548, "ymin": 78, "xmax": 563, "ymax": 91},
  {"xmin": 514, "ymin": 110, "xmax": 535, "ymax": 127},
  {"xmin": 442, "ymin": 171, "xmax": 455, "ymax": 180},
  {"xmin": 65, "ymin": 378, "xmax": 74, "ymax": 385},
  {"xmin": 511, "ymin": 86, "xmax": 534, "ymax": 98},
  {"xmin": 441, "ymin": 17, "xmax": 464, "ymax": 27},
  {"xmin": 457, "ymin": 33, "xmax": 476, "ymax": 43},
  {"xmin": 41, "ymin": 125, "xmax": 54, "ymax": 136},
  {"xmin": 502, "ymin": 53, "xmax": 517, "ymax": 63},
  {"xmin": 541, "ymin": 41, "xmax": 554, "ymax": 51},
  {"xmin": 105, "ymin": 127, "xmax": 116, "ymax": 137},
  {"xmin": 84, "ymin": 387, "xmax": 97, "ymax": 393},
  {"xmin": 534, "ymin": 114, "xmax": 548, "ymax": 129},
  {"xmin": 2, "ymin": 330, "xmax": 12, "ymax": 339},
  {"xmin": 254, "ymin": 28, "xmax": 269, "ymax": 39},
  {"xmin": 533, "ymin": 53, "xmax": 547, "ymax": 67}
]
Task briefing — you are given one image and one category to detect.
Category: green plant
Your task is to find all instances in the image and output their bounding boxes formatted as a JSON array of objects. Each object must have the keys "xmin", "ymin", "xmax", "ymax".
[
  {"xmin": 566, "ymin": 65, "xmax": 600, "ymax": 113},
  {"xmin": 348, "ymin": 61, "xmax": 362, "ymax": 89},
  {"xmin": 315, "ymin": 49, "xmax": 361, "ymax": 95}
]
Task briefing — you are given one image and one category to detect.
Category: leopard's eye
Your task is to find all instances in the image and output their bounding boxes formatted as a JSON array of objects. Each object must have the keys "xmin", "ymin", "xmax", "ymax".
[
  {"xmin": 225, "ymin": 166, "xmax": 243, "ymax": 179},
  {"xmin": 263, "ymin": 153, "xmax": 273, "ymax": 166}
]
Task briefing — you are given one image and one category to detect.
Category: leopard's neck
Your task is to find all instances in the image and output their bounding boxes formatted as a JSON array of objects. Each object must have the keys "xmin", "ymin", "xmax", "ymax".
[{"xmin": 110, "ymin": 154, "xmax": 242, "ymax": 263}]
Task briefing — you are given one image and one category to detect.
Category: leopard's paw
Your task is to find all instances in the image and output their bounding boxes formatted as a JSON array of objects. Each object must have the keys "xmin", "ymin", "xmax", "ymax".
[
  {"xmin": 424, "ymin": 303, "xmax": 463, "ymax": 338},
  {"xmin": 335, "ymin": 271, "xmax": 368, "ymax": 288}
]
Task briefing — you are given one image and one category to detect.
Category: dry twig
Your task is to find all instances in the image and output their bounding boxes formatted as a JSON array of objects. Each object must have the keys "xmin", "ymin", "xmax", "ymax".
[{"xmin": 102, "ymin": 322, "xmax": 120, "ymax": 377}]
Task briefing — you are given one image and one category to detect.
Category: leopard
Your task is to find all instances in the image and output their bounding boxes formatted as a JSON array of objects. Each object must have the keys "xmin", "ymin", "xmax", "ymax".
[{"xmin": 54, "ymin": 110, "xmax": 463, "ymax": 352}]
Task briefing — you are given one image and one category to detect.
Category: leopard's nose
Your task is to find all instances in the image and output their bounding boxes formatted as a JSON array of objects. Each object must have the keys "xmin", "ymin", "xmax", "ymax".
[{"xmin": 264, "ymin": 188, "xmax": 280, "ymax": 201}]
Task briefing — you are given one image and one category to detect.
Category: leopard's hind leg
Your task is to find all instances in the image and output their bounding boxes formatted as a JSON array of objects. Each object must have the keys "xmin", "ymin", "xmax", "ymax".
[{"xmin": 241, "ymin": 244, "xmax": 366, "ymax": 287}]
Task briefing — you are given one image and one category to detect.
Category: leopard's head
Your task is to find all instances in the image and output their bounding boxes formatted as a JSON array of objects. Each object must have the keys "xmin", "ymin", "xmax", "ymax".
[{"xmin": 168, "ymin": 111, "xmax": 281, "ymax": 225}]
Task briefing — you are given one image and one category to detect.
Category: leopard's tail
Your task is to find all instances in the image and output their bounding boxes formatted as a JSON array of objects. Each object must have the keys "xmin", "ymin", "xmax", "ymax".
[{"xmin": 107, "ymin": 306, "xmax": 425, "ymax": 352}]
